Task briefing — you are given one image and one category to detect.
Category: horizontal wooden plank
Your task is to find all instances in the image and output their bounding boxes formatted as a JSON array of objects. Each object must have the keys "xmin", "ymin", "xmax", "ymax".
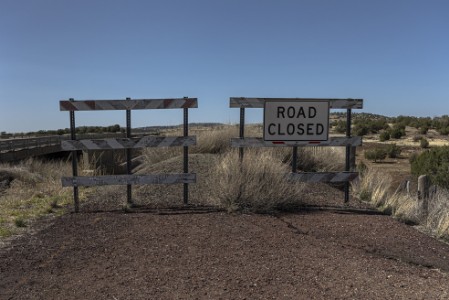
[
  {"xmin": 230, "ymin": 97, "xmax": 363, "ymax": 109},
  {"xmin": 61, "ymin": 136, "xmax": 196, "ymax": 151},
  {"xmin": 61, "ymin": 173, "xmax": 196, "ymax": 187},
  {"xmin": 60, "ymin": 98, "xmax": 198, "ymax": 111},
  {"xmin": 231, "ymin": 136, "xmax": 362, "ymax": 147},
  {"xmin": 289, "ymin": 172, "xmax": 358, "ymax": 183}
]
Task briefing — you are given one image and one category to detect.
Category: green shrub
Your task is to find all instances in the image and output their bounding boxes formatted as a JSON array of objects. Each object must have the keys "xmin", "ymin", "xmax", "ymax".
[
  {"xmin": 419, "ymin": 126, "xmax": 429, "ymax": 135},
  {"xmin": 14, "ymin": 217, "xmax": 26, "ymax": 228},
  {"xmin": 364, "ymin": 148, "xmax": 387, "ymax": 162},
  {"xmin": 411, "ymin": 146, "xmax": 449, "ymax": 189},
  {"xmin": 420, "ymin": 138, "xmax": 429, "ymax": 149},
  {"xmin": 379, "ymin": 131, "xmax": 390, "ymax": 142},
  {"xmin": 390, "ymin": 127, "xmax": 405, "ymax": 139},
  {"xmin": 386, "ymin": 144, "xmax": 401, "ymax": 158},
  {"xmin": 354, "ymin": 125, "xmax": 369, "ymax": 136},
  {"xmin": 334, "ymin": 120, "xmax": 347, "ymax": 134},
  {"xmin": 438, "ymin": 127, "xmax": 449, "ymax": 135}
]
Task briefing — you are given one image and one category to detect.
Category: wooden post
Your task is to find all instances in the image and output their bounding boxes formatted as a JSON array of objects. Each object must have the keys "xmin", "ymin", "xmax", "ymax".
[
  {"xmin": 417, "ymin": 175, "xmax": 429, "ymax": 221},
  {"xmin": 69, "ymin": 98, "xmax": 79, "ymax": 213},
  {"xmin": 183, "ymin": 104, "xmax": 189, "ymax": 205},
  {"xmin": 239, "ymin": 107, "xmax": 245, "ymax": 161},
  {"xmin": 344, "ymin": 109, "xmax": 352, "ymax": 203},
  {"xmin": 292, "ymin": 146, "xmax": 297, "ymax": 173},
  {"xmin": 126, "ymin": 97, "xmax": 133, "ymax": 205}
]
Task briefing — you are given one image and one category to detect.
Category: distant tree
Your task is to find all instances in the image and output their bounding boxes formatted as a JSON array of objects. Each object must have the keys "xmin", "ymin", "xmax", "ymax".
[
  {"xmin": 364, "ymin": 148, "xmax": 387, "ymax": 163},
  {"xmin": 418, "ymin": 126, "xmax": 429, "ymax": 135},
  {"xmin": 334, "ymin": 120, "xmax": 347, "ymax": 134},
  {"xmin": 386, "ymin": 144, "xmax": 401, "ymax": 158},
  {"xmin": 379, "ymin": 131, "xmax": 390, "ymax": 142},
  {"xmin": 411, "ymin": 146, "xmax": 449, "ymax": 189},
  {"xmin": 420, "ymin": 138, "xmax": 429, "ymax": 149},
  {"xmin": 354, "ymin": 125, "xmax": 369, "ymax": 136},
  {"xmin": 438, "ymin": 126, "xmax": 449, "ymax": 135},
  {"xmin": 390, "ymin": 127, "xmax": 406, "ymax": 139}
]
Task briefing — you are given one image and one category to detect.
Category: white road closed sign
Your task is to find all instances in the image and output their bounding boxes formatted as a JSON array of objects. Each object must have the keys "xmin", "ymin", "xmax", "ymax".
[{"xmin": 264, "ymin": 101, "xmax": 329, "ymax": 141}]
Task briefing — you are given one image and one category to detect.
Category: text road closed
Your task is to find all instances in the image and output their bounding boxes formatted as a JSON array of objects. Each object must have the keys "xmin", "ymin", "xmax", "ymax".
[{"xmin": 264, "ymin": 101, "xmax": 329, "ymax": 141}]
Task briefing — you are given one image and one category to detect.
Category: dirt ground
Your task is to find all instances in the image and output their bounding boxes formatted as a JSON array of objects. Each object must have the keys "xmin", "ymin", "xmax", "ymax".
[{"xmin": 1, "ymin": 195, "xmax": 449, "ymax": 299}]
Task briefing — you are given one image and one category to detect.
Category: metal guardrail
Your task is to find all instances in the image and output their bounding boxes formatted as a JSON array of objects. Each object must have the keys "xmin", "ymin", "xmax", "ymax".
[
  {"xmin": 0, "ymin": 131, "xmax": 160, "ymax": 163},
  {"xmin": 0, "ymin": 136, "xmax": 62, "ymax": 152},
  {"xmin": 0, "ymin": 133, "xmax": 134, "ymax": 153}
]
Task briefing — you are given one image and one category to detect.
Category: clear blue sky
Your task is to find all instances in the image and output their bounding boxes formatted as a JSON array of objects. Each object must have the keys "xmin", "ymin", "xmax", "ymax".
[{"xmin": 1, "ymin": 0, "xmax": 448, "ymax": 133}]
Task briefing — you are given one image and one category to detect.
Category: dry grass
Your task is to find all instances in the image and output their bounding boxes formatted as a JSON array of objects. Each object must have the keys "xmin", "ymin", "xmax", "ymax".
[
  {"xmin": 352, "ymin": 168, "xmax": 419, "ymax": 223},
  {"xmin": 352, "ymin": 166, "xmax": 449, "ymax": 240},
  {"xmin": 301, "ymin": 147, "xmax": 346, "ymax": 172},
  {"xmin": 351, "ymin": 168, "xmax": 391, "ymax": 208},
  {"xmin": 427, "ymin": 188, "xmax": 449, "ymax": 239},
  {"xmin": 141, "ymin": 147, "xmax": 182, "ymax": 165},
  {"xmin": 0, "ymin": 159, "xmax": 75, "ymax": 237},
  {"xmin": 352, "ymin": 168, "xmax": 420, "ymax": 223},
  {"xmin": 209, "ymin": 149, "xmax": 305, "ymax": 213},
  {"xmin": 192, "ymin": 126, "xmax": 238, "ymax": 154}
]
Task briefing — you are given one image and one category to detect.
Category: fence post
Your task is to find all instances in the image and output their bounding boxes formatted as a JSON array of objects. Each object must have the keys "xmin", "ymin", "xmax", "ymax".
[
  {"xmin": 417, "ymin": 175, "xmax": 429, "ymax": 221},
  {"xmin": 126, "ymin": 97, "xmax": 133, "ymax": 205},
  {"xmin": 183, "ymin": 102, "xmax": 189, "ymax": 205},
  {"xmin": 292, "ymin": 146, "xmax": 297, "ymax": 173},
  {"xmin": 69, "ymin": 98, "xmax": 79, "ymax": 213},
  {"xmin": 239, "ymin": 107, "xmax": 245, "ymax": 161},
  {"xmin": 344, "ymin": 108, "xmax": 352, "ymax": 203}
]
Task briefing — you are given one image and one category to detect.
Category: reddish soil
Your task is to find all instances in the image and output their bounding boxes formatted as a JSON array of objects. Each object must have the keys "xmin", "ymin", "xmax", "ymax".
[{"xmin": 1, "ymin": 203, "xmax": 449, "ymax": 299}]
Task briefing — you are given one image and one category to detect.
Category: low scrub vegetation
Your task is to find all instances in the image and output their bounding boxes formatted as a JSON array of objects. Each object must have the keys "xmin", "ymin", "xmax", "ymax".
[
  {"xmin": 364, "ymin": 148, "xmax": 387, "ymax": 162},
  {"xmin": 0, "ymin": 159, "xmax": 75, "ymax": 237},
  {"xmin": 410, "ymin": 146, "xmax": 449, "ymax": 189},
  {"xmin": 364, "ymin": 144, "xmax": 402, "ymax": 162}
]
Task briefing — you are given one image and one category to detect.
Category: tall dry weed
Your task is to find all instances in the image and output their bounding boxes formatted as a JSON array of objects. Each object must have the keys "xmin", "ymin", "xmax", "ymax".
[
  {"xmin": 384, "ymin": 192, "xmax": 418, "ymax": 224},
  {"xmin": 209, "ymin": 149, "xmax": 305, "ymax": 212},
  {"xmin": 351, "ymin": 167, "xmax": 391, "ymax": 208},
  {"xmin": 427, "ymin": 188, "xmax": 449, "ymax": 239},
  {"xmin": 193, "ymin": 126, "xmax": 238, "ymax": 154}
]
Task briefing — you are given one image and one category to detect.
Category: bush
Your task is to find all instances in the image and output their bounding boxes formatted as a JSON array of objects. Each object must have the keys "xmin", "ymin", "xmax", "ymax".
[
  {"xmin": 419, "ymin": 126, "xmax": 429, "ymax": 135},
  {"xmin": 390, "ymin": 127, "xmax": 405, "ymax": 139},
  {"xmin": 14, "ymin": 217, "xmax": 26, "ymax": 228},
  {"xmin": 386, "ymin": 144, "xmax": 401, "ymax": 158},
  {"xmin": 354, "ymin": 125, "xmax": 369, "ymax": 136},
  {"xmin": 379, "ymin": 131, "xmax": 390, "ymax": 142},
  {"xmin": 334, "ymin": 120, "xmax": 347, "ymax": 134},
  {"xmin": 411, "ymin": 146, "xmax": 449, "ymax": 189},
  {"xmin": 210, "ymin": 150, "xmax": 305, "ymax": 213},
  {"xmin": 420, "ymin": 138, "xmax": 429, "ymax": 149},
  {"xmin": 438, "ymin": 127, "xmax": 449, "ymax": 135},
  {"xmin": 364, "ymin": 148, "xmax": 387, "ymax": 162}
]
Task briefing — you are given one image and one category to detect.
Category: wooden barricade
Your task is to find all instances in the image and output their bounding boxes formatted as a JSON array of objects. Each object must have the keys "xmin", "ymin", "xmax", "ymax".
[
  {"xmin": 60, "ymin": 97, "xmax": 198, "ymax": 212},
  {"xmin": 230, "ymin": 97, "xmax": 363, "ymax": 202}
]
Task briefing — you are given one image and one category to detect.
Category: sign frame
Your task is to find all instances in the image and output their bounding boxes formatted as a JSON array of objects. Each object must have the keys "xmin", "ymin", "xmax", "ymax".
[{"xmin": 230, "ymin": 96, "xmax": 364, "ymax": 203}]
